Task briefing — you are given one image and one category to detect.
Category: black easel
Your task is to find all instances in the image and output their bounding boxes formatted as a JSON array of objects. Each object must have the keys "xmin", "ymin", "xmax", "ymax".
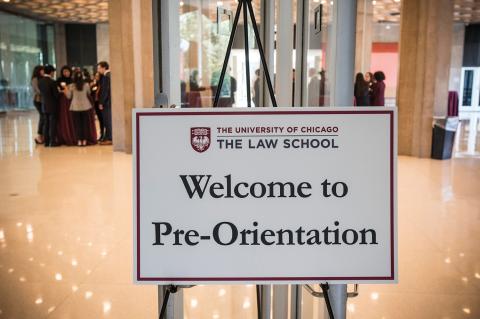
[
  {"xmin": 213, "ymin": 0, "xmax": 277, "ymax": 108},
  {"xmin": 159, "ymin": 285, "xmax": 177, "ymax": 319},
  {"xmin": 160, "ymin": 4, "xmax": 274, "ymax": 318},
  {"xmin": 320, "ymin": 283, "xmax": 335, "ymax": 319}
]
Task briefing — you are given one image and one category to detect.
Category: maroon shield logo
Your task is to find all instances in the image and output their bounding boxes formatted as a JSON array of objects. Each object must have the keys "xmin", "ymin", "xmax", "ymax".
[{"xmin": 190, "ymin": 127, "xmax": 211, "ymax": 153}]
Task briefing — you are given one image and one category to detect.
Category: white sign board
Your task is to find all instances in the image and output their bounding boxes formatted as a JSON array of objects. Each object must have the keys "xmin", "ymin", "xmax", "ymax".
[{"xmin": 133, "ymin": 107, "xmax": 397, "ymax": 284}]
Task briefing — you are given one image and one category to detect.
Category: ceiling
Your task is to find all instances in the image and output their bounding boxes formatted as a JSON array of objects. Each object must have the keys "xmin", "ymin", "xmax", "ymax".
[
  {"xmin": 372, "ymin": 0, "xmax": 480, "ymax": 23},
  {"xmin": 0, "ymin": 0, "xmax": 108, "ymax": 24},
  {"xmin": 0, "ymin": 0, "xmax": 479, "ymax": 24}
]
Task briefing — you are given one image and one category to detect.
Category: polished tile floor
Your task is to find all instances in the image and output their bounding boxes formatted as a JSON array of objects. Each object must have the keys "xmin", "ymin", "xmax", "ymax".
[{"xmin": 0, "ymin": 111, "xmax": 479, "ymax": 319}]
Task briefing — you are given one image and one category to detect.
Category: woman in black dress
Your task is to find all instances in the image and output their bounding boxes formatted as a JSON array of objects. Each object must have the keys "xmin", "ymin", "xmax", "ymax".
[{"xmin": 354, "ymin": 72, "xmax": 370, "ymax": 106}]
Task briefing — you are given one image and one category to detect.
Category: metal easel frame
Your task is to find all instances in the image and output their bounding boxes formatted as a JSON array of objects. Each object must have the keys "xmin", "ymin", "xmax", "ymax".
[
  {"xmin": 158, "ymin": 2, "xmax": 277, "ymax": 318},
  {"xmin": 213, "ymin": 0, "xmax": 277, "ymax": 108}
]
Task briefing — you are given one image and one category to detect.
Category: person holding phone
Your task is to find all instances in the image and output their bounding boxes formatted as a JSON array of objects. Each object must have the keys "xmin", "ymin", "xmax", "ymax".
[{"xmin": 56, "ymin": 65, "xmax": 72, "ymax": 90}]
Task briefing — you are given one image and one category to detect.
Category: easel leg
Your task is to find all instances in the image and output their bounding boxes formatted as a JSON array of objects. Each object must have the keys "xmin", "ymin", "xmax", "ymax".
[
  {"xmin": 213, "ymin": 1, "xmax": 243, "ymax": 108},
  {"xmin": 243, "ymin": 1, "xmax": 251, "ymax": 108}
]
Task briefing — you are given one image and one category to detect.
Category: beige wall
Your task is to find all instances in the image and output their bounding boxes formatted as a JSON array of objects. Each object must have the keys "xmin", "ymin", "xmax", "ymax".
[
  {"xmin": 108, "ymin": 0, "xmax": 154, "ymax": 153},
  {"xmin": 448, "ymin": 23, "xmax": 465, "ymax": 93},
  {"xmin": 397, "ymin": 0, "xmax": 454, "ymax": 157},
  {"xmin": 54, "ymin": 23, "xmax": 67, "ymax": 68},
  {"xmin": 355, "ymin": 0, "xmax": 373, "ymax": 75},
  {"xmin": 96, "ymin": 23, "xmax": 110, "ymax": 63}
]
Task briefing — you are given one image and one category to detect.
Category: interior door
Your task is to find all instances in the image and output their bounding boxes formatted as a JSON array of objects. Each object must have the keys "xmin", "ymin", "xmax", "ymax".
[{"xmin": 460, "ymin": 67, "xmax": 480, "ymax": 112}]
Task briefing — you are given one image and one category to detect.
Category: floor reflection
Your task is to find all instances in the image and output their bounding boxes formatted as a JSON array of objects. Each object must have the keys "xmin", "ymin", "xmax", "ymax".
[
  {"xmin": 0, "ymin": 111, "xmax": 479, "ymax": 318},
  {"xmin": 454, "ymin": 112, "xmax": 480, "ymax": 158},
  {"xmin": 0, "ymin": 111, "xmax": 36, "ymax": 157}
]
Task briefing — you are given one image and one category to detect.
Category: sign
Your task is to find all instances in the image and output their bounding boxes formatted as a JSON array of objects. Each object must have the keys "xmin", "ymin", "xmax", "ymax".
[{"xmin": 133, "ymin": 107, "xmax": 397, "ymax": 284}]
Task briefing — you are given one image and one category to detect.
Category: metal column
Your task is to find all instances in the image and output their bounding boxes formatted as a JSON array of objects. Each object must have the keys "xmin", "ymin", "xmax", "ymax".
[
  {"xmin": 327, "ymin": 0, "xmax": 357, "ymax": 318},
  {"xmin": 158, "ymin": 286, "xmax": 184, "ymax": 319},
  {"xmin": 275, "ymin": 0, "xmax": 294, "ymax": 107},
  {"xmin": 159, "ymin": 0, "xmax": 180, "ymax": 107},
  {"xmin": 328, "ymin": 0, "xmax": 357, "ymax": 107}
]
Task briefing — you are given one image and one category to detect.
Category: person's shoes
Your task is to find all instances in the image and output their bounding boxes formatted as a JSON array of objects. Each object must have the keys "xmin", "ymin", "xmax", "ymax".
[
  {"xmin": 78, "ymin": 141, "xmax": 82, "ymax": 146},
  {"xmin": 49, "ymin": 143, "xmax": 60, "ymax": 147},
  {"xmin": 34, "ymin": 137, "xmax": 44, "ymax": 145},
  {"xmin": 97, "ymin": 135, "xmax": 105, "ymax": 142},
  {"xmin": 99, "ymin": 140, "xmax": 112, "ymax": 145}
]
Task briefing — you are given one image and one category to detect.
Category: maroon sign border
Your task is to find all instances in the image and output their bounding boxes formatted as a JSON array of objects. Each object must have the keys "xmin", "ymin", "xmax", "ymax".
[{"xmin": 135, "ymin": 110, "xmax": 396, "ymax": 282}]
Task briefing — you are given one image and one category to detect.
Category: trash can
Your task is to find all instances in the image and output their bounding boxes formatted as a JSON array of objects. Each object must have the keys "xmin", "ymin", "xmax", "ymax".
[{"xmin": 431, "ymin": 116, "xmax": 459, "ymax": 160}]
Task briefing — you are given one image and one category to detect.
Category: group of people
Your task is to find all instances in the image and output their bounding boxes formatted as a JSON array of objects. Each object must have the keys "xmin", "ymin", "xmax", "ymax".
[
  {"xmin": 31, "ymin": 61, "xmax": 112, "ymax": 147},
  {"xmin": 354, "ymin": 71, "xmax": 386, "ymax": 107}
]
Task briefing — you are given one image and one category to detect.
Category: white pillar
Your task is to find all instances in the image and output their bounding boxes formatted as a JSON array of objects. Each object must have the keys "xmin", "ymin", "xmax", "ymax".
[
  {"xmin": 355, "ymin": 0, "xmax": 373, "ymax": 74},
  {"xmin": 295, "ymin": 0, "xmax": 309, "ymax": 106},
  {"xmin": 328, "ymin": 0, "xmax": 357, "ymax": 107},
  {"xmin": 326, "ymin": 1, "xmax": 357, "ymax": 316},
  {"xmin": 260, "ymin": 0, "xmax": 275, "ymax": 107},
  {"xmin": 275, "ymin": 0, "xmax": 294, "ymax": 107},
  {"xmin": 157, "ymin": 286, "xmax": 184, "ymax": 319},
  {"xmin": 160, "ymin": 0, "xmax": 180, "ymax": 107}
]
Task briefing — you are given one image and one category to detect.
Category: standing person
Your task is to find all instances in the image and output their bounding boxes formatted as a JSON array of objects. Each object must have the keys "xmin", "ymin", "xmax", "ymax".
[
  {"xmin": 31, "ymin": 65, "xmax": 45, "ymax": 144},
  {"xmin": 319, "ymin": 69, "xmax": 327, "ymax": 106},
  {"xmin": 364, "ymin": 71, "xmax": 374, "ymax": 105},
  {"xmin": 38, "ymin": 65, "xmax": 60, "ymax": 147},
  {"xmin": 56, "ymin": 65, "xmax": 72, "ymax": 90},
  {"xmin": 253, "ymin": 69, "xmax": 260, "ymax": 107},
  {"xmin": 230, "ymin": 72, "xmax": 237, "ymax": 107},
  {"xmin": 97, "ymin": 61, "xmax": 112, "ymax": 145},
  {"xmin": 354, "ymin": 72, "xmax": 370, "ymax": 106},
  {"xmin": 64, "ymin": 70, "xmax": 93, "ymax": 146},
  {"xmin": 307, "ymin": 68, "xmax": 320, "ymax": 106},
  {"xmin": 372, "ymin": 71, "xmax": 386, "ymax": 106},
  {"xmin": 210, "ymin": 69, "xmax": 232, "ymax": 107},
  {"xmin": 189, "ymin": 70, "xmax": 205, "ymax": 92},
  {"xmin": 91, "ymin": 72, "xmax": 105, "ymax": 141},
  {"xmin": 82, "ymin": 68, "xmax": 92, "ymax": 83}
]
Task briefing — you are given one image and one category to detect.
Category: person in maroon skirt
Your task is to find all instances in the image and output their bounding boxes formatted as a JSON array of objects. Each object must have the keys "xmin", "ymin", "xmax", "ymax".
[{"xmin": 64, "ymin": 70, "xmax": 93, "ymax": 146}]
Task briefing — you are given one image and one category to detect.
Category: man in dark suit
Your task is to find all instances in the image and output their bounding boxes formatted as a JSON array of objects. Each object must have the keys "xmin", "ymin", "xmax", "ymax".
[
  {"xmin": 38, "ymin": 65, "xmax": 60, "ymax": 147},
  {"xmin": 97, "ymin": 61, "xmax": 112, "ymax": 145}
]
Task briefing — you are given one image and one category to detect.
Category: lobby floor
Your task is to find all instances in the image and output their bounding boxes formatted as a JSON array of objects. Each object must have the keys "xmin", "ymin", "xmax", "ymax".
[{"xmin": 0, "ymin": 111, "xmax": 479, "ymax": 319}]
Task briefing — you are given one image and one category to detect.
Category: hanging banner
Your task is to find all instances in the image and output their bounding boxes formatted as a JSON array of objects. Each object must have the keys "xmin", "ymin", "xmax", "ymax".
[{"xmin": 133, "ymin": 107, "xmax": 397, "ymax": 284}]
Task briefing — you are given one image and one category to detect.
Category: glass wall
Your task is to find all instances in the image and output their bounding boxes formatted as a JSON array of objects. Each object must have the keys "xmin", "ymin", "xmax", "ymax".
[
  {"xmin": 0, "ymin": 11, "xmax": 55, "ymax": 111},
  {"xmin": 305, "ymin": 1, "xmax": 334, "ymax": 106},
  {"xmin": 179, "ymin": 0, "xmax": 264, "ymax": 108}
]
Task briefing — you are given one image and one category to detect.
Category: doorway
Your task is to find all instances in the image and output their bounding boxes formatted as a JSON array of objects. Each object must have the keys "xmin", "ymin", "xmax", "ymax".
[{"xmin": 460, "ymin": 67, "xmax": 480, "ymax": 112}]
